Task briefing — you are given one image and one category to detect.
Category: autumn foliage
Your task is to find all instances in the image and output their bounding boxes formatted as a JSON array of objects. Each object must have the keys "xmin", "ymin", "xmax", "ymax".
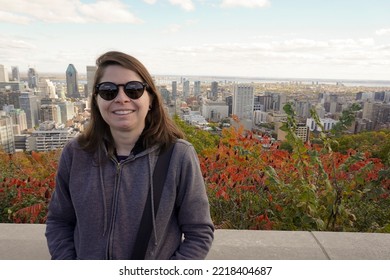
[
  {"xmin": 1, "ymin": 109, "xmax": 389, "ymax": 232},
  {"xmin": 0, "ymin": 150, "xmax": 60, "ymax": 223},
  {"xmin": 200, "ymin": 106, "xmax": 390, "ymax": 232}
]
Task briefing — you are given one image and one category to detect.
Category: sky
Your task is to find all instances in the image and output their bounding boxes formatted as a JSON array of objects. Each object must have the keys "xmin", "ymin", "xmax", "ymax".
[{"xmin": 0, "ymin": 0, "xmax": 390, "ymax": 81}]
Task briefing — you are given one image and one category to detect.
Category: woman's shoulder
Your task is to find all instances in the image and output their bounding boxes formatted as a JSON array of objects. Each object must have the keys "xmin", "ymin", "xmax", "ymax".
[
  {"xmin": 171, "ymin": 139, "xmax": 199, "ymax": 160},
  {"xmin": 61, "ymin": 137, "xmax": 93, "ymax": 157},
  {"xmin": 173, "ymin": 139, "xmax": 194, "ymax": 151},
  {"xmin": 63, "ymin": 137, "xmax": 82, "ymax": 151}
]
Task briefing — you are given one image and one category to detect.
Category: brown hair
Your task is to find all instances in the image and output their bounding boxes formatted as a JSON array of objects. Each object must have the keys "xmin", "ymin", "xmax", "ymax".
[{"xmin": 78, "ymin": 51, "xmax": 184, "ymax": 153}]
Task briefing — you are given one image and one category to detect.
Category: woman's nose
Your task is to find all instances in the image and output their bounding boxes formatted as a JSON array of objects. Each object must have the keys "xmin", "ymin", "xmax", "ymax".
[{"xmin": 115, "ymin": 86, "xmax": 130, "ymax": 102}]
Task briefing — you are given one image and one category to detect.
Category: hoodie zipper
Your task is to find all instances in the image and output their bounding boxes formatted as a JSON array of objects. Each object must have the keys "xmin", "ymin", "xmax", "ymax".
[{"xmin": 106, "ymin": 160, "xmax": 122, "ymax": 260}]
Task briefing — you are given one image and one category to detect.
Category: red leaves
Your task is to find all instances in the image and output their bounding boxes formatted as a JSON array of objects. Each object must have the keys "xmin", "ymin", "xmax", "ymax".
[
  {"xmin": 0, "ymin": 150, "xmax": 59, "ymax": 223},
  {"xmin": 200, "ymin": 125, "xmax": 389, "ymax": 231}
]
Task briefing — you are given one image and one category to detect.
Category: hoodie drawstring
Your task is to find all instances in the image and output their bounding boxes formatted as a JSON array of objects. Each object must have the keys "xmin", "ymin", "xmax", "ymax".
[
  {"xmin": 98, "ymin": 148, "xmax": 109, "ymax": 237},
  {"xmin": 148, "ymin": 152, "xmax": 158, "ymax": 247}
]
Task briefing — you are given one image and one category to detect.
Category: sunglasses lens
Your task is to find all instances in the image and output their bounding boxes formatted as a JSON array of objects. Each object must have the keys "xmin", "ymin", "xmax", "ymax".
[
  {"xmin": 124, "ymin": 81, "xmax": 145, "ymax": 99},
  {"xmin": 97, "ymin": 82, "xmax": 118, "ymax": 100}
]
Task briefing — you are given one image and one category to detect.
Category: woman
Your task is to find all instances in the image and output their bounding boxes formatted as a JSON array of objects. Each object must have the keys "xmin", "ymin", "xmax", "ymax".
[{"xmin": 45, "ymin": 51, "xmax": 214, "ymax": 259}]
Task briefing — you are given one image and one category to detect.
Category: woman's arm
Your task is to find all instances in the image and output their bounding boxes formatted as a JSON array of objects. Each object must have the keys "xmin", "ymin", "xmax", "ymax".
[
  {"xmin": 45, "ymin": 144, "xmax": 77, "ymax": 260},
  {"xmin": 171, "ymin": 144, "xmax": 214, "ymax": 259}
]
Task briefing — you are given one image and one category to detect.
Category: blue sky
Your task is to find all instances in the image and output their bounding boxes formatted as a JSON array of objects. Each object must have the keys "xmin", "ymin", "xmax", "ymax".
[{"xmin": 1, "ymin": 0, "xmax": 390, "ymax": 80}]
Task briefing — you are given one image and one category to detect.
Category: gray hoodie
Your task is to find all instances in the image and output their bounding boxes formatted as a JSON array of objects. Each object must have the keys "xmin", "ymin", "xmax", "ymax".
[{"xmin": 45, "ymin": 138, "xmax": 214, "ymax": 259}]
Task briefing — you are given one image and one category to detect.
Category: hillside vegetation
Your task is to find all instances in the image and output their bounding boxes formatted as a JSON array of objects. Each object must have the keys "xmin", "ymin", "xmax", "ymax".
[{"xmin": 1, "ymin": 108, "xmax": 389, "ymax": 232}]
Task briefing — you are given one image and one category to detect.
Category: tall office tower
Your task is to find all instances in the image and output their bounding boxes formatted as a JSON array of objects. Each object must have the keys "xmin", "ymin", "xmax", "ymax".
[
  {"xmin": 183, "ymin": 80, "xmax": 190, "ymax": 99},
  {"xmin": 258, "ymin": 94, "xmax": 273, "ymax": 112},
  {"xmin": 0, "ymin": 115, "xmax": 15, "ymax": 153},
  {"xmin": 253, "ymin": 95, "xmax": 263, "ymax": 111},
  {"xmin": 355, "ymin": 92, "xmax": 363, "ymax": 101},
  {"xmin": 11, "ymin": 66, "xmax": 20, "ymax": 81},
  {"xmin": 271, "ymin": 93, "xmax": 287, "ymax": 112},
  {"xmin": 329, "ymin": 94, "xmax": 338, "ymax": 103},
  {"xmin": 375, "ymin": 104, "xmax": 390, "ymax": 128},
  {"xmin": 233, "ymin": 84, "xmax": 254, "ymax": 120},
  {"xmin": 9, "ymin": 108, "xmax": 28, "ymax": 132},
  {"xmin": 19, "ymin": 92, "xmax": 39, "ymax": 129},
  {"xmin": 225, "ymin": 95, "xmax": 233, "ymax": 116},
  {"xmin": 194, "ymin": 81, "xmax": 201, "ymax": 97},
  {"xmin": 210, "ymin": 81, "xmax": 218, "ymax": 100},
  {"xmin": 58, "ymin": 100, "xmax": 75, "ymax": 124},
  {"xmin": 374, "ymin": 91, "xmax": 385, "ymax": 102},
  {"xmin": 40, "ymin": 104, "xmax": 60, "ymax": 123},
  {"xmin": 385, "ymin": 92, "xmax": 390, "ymax": 103},
  {"xmin": 28, "ymin": 67, "xmax": 39, "ymax": 89},
  {"xmin": 0, "ymin": 65, "xmax": 9, "ymax": 82},
  {"xmin": 296, "ymin": 100, "xmax": 311, "ymax": 118},
  {"xmin": 66, "ymin": 64, "xmax": 80, "ymax": 98},
  {"xmin": 157, "ymin": 86, "xmax": 170, "ymax": 104},
  {"xmin": 171, "ymin": 81, "xmax": 177, "ymax": 100},
  {"xmin": 55, "ymin": 83, "xmax": 66, "ymax": 99},
  {"xmin": 86, "ymin": 66, "xmax": 97, "ymax": 98},
  {"xmin": 362, "ymin": 101, "xmax": 374, "ymax": 120},
  {"xmin": 0, "ymin": 91, "xmax": 21, "ymax": 109},
  {"xmin": 38, "ymin": 79, "xmax": 57, "ymax": 98}
]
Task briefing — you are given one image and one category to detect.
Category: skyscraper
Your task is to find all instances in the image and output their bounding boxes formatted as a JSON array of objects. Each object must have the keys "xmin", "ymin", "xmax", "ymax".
[
  {"xmin": 0, "ymin": 115, "xmax": 15, "ymax": 153},
  {"xmin": 211, "ymin": 81, "xmax": 218, "ymax": 100},
  {"xmin": 19, "ymin": 92, "xmax": 39, "ymax": 129},
  {"xmin": 183, "ymin": 80, "xmax": 190, "ymax": 99},
  {"xmin": 171, "ymin": 81, "xmax": 177, "ymax": 100},
  {"xmin": 8, "ymin": 107, "xmax": 28, "ymax": 132},
  {"xmin": 66, "ymin": 64, "xmax": 80, "ymax": 98},
  {"xmin": 28, "ymin": 67, "xmax": 38, "ymax": 89},
  {"xmin": 58, "ymin": 100, "xmax": 75, "ymax": 124},
  {"xmin": 233, "ymin": 84, "xmax": 254, "ymax": 120},
  {"xmin": 0, "ymin": 65, "xmax": 9, "ymax": 82},
  {"xmin": 194, "ymin": 81, "xmax": 201, "ymax": 97},
  {"xmin": 40, "ymin": 104, "xmax": 61, "ymax": 123},
  {"xmin": 86, "ymin": 65, "xmax": 97, "ymax": 98},
  {"xmin": 11, "ymin": 66, "xmax": 20, "ymax": 81}
]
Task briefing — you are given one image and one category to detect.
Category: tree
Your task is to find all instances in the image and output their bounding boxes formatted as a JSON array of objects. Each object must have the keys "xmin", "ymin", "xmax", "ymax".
[
  {"xmin": 173, "ymin": 114, "xmax": 219, "ymax": 154},
  {"xmin": 330, "ymin": 103, "xmax": 361, "ymax": 137}
]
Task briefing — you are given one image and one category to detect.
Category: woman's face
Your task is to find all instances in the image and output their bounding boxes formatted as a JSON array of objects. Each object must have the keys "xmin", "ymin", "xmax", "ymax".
[{"xmin": 96, "ymin": 65, "xmax": 151, "ymax": 135}]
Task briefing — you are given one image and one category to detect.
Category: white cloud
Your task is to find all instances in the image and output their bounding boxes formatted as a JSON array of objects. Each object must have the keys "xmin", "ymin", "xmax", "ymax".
[
  {"xmin": 220, "ymin": 0, "xmax": 271, "ymax": 9},
  {"xmin": 0, "ymin": 11, "xmax": 31, "ymax": 24},
  {"xmin": 0, "ymin": 35, "xmax": 38, "ymax": 68},
  {"xmin": 162, "ymin": 24, "xmax": 182, "ymax": 34},
  {"xmin": 0, "ymin": 36, "xmax": 37, "ymax": 51},
  {"xmin": 155, "ymin": 36, "xmax": 390, "ymax": 79},
  {"xmin": 142, "ymin": 0, "xmax": 195, "ymax": 10},
  {"xmin": 78, "ymin": 1, "xmax": 143, "ymax": 24},
  {"xmin": 166, "ymin": 36, "xmax": 387, "ymax": 69},
  {"xmin": 0, "ymin": 0, "xmax": 143, "ymax": 24},
  {"xmin": 376, "ymin": 28, "xmax": 390, "ymax": 36},
  {"xmin": 143, "ymin": 0, "xmax": 158, "ymax": 4},
  {"xmin": 161, "ymin": 19, "xmax": 198, "ymax": 34},
  {"xmin": 169, "ymin": 0, "xmax": 195, "ymax": 11}
]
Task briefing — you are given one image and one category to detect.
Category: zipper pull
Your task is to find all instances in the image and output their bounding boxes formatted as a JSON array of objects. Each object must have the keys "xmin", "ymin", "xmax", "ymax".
[{"xmin": 116, "ymin": 162, "xmax": 121, "ymax": 176}]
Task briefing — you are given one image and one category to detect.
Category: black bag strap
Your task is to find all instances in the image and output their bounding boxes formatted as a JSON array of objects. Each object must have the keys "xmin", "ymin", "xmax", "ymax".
[{"xmin": 131, "ymin": 144, "xmax": 175, "ymax": 259}]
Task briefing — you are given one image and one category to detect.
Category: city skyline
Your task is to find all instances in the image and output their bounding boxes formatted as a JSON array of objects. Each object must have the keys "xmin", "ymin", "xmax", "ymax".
[{"xmin": 1, "ymin": 0, "xmax": 390, "ymax": 81}]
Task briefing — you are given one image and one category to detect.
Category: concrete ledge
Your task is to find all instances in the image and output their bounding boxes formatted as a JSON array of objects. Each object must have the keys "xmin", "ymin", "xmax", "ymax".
[{"xmin": 0, "ymin": 224, "xmax": 389, "ymax": 260}]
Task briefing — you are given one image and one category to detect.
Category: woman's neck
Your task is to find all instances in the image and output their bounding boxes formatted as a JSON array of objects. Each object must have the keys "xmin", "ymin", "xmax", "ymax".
[{"xmin": 111, "ymin": 129, "xmax": 142, "ymax": 156}]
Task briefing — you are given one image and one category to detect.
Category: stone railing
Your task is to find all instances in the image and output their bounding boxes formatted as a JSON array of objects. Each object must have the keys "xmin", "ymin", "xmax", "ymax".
[{"xmin": 1, "ymin": 223, "xmax": 389, "ymax": 260}]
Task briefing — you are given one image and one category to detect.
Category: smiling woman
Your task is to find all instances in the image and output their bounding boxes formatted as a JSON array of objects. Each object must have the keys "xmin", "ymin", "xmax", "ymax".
[
  {"xmin": 45, "ymin": 51, "xmax": 214, "ymax": 260},
  {"xmin": 95, "ymin": 64, "xmax": 152, "ymax": 151}
]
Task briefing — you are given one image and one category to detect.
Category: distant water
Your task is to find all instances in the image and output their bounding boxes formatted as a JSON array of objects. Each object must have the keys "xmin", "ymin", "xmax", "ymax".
[
  {"xmin": 153, "ymin": 75, "xmax": 390, "ymax": 88},
  {"xmin": 42, "ymin": 72, "xmax": 390, "ymax": 88}
]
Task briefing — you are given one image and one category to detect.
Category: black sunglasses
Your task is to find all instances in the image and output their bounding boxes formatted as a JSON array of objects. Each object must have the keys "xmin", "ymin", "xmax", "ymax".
[{"xmin": 95, "ymin": 81, "xmax": 148, "ymax": 101}]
